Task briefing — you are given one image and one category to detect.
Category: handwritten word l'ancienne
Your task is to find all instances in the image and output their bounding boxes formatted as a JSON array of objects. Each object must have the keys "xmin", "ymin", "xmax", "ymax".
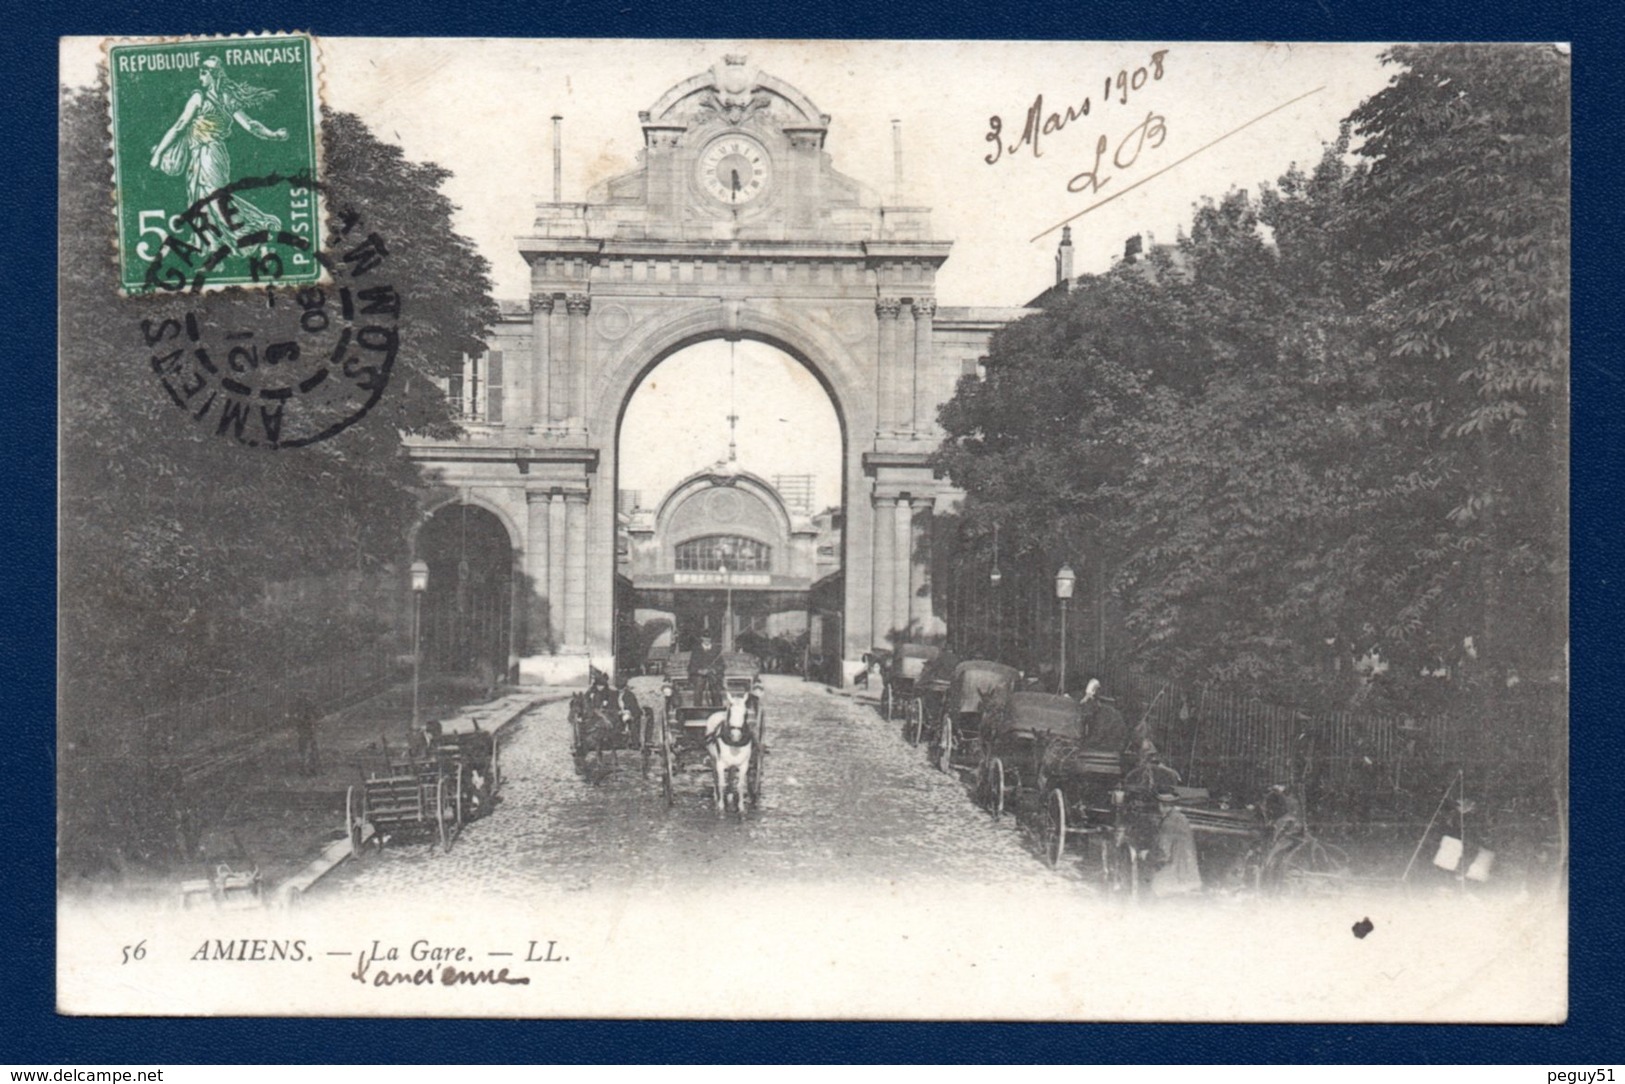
[{"xmin": 984, "ymin": 49, "xmax": 1169, "ymax": 166}]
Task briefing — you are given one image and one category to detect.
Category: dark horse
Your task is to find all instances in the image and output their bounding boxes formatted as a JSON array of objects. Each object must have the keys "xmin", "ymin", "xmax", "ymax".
[{"xmin": 569, "ymin": 671, "xmax": 653, "ymax": 779}]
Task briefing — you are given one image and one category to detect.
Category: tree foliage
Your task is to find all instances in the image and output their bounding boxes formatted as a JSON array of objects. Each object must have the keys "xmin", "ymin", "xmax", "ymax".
[
  {"xmin": 59, "ymin": 78, "xmax": 498, "ymax": 724},
  {"xmin": 936, "ymin": 44, "xmax": 1568, "ymax": 710}
]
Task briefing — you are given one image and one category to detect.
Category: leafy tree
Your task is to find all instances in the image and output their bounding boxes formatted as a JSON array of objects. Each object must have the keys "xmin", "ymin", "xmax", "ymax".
[
  {"xmin": 1342, "ymin": 44, "xmax": 1569, "ymax": 686},
  {"xmin": 58, "ymin": 77, "xmax": 498, "ymax": 728},
  {"xmin": 937, "ymin": 44, "xmax": 1567, "ymax": 712}
]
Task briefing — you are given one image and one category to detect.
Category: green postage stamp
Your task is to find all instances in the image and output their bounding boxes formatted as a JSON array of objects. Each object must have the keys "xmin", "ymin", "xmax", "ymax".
[{"xmin": 107, "ymin": 35, "xmax": 321, "ymax": 292}]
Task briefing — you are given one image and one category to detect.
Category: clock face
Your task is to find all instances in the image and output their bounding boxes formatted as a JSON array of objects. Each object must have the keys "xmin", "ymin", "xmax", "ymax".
[{"xmin": 699, "ymin": 136, "xmax": 772, "ymax": 205}]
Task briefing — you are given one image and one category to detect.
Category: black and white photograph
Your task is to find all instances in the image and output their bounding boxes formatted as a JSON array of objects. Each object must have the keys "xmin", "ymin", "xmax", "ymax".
[{"xmin": 56, "ymin": 38, "xmax": 1569, "ymax": 1020}]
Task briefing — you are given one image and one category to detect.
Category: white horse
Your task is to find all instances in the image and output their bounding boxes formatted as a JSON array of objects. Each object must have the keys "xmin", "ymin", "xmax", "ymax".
[{"xmin": 704, "ymin": 692, "xmax": 756, "ymax": 816}]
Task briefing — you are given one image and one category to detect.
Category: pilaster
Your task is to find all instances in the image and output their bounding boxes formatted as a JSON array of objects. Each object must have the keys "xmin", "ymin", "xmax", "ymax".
[
  {"xmin": 875, "ymin": 298, "xmax": 901, "ymax": 439},
  {"xmin": 524, "ymin": 489, "xmax": 552, "ymax": 652},
  {"xmin": 528, "ymin": 294, "xmax": 554, "ymax": 430},
  {"xmin": 911, "ymin": 298, "xmax": 936, "ymax": 438},
  {"xmin": 564, "ymin": 489, "xmax": 589, "ymax": 646},
  {"xmin": 871, "ymin": 494, "xmax": 896, "ymax": 645},
  {"xmin": 566, "ymin": 294, "xmax": 591, "ymax": 433},
  {"xmin": 547, "ymin": 491, "xmax": 567, "ymax": 645},
  {"xmin": 892, "ymin": 496, "xmax": 914, "ymax": 640}
]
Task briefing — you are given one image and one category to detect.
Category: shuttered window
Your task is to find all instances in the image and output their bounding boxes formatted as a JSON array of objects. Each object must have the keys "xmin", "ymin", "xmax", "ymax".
[{"xmin": 486, "ymin": 350, "xmax": 503, "ymax": 423}]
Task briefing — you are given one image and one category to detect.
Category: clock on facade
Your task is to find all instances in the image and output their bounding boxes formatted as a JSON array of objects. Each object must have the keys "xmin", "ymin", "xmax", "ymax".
[{"xmin": 698, "ymin": 135, "xmax": 772, "ymax": 205}]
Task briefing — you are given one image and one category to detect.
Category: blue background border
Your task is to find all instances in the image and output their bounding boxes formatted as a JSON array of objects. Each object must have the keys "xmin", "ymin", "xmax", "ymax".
[{"xmin": 9, "ymin": 0, "xmax": 1618, "ymax": 1063}]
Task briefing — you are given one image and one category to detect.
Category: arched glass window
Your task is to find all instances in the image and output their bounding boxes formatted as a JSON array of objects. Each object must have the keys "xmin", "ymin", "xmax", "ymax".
[{"xmin": 675, "ymin": 535, "xmax": 771, "ymax": 572}]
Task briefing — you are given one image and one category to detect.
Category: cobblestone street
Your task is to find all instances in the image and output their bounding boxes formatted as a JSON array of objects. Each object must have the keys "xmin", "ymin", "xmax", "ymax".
[{"xmin": 322, "ymin": 676, "xmax": 1094, "ymax": 902}]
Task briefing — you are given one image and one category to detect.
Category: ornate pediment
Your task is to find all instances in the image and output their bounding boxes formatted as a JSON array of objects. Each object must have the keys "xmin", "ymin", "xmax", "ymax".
[{"xmin": 639, "ymin": 55, "xmax": 831, "ymax": 148}]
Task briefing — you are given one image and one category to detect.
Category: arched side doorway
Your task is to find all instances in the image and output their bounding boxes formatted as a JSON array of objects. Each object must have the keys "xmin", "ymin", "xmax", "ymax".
[{"xmin": 416, "ymin": 503, "xmax": 514, "ymax": 680}]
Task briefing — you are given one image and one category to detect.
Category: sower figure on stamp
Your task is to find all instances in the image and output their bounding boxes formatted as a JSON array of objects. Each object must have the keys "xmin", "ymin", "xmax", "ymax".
[{"xmin": 148, "ymin": 56, "xmax": 288, "ymax": 246}]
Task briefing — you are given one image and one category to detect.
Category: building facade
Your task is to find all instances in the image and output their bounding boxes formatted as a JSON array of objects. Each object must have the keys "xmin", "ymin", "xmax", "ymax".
[{"xmin": 405, "ymin": 55, "xmax": 1031, "ymax": 682}]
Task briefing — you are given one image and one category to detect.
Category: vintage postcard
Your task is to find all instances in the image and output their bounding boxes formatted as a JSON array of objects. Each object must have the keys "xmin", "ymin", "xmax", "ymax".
[{"xmin": 57, "ymin": 38, "xmax": 1569, "ymax": 1020}]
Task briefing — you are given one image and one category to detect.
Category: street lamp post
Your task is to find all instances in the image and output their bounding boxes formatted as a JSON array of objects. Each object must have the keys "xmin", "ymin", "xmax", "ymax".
[
  {"xmin": 716, "ymin": 541, "xmax": 735, "ymax": 653},
  {"xmin": 720, "ymin": 562, "xmax": 733, "ymax": 653},
  {"xmin": 410, "ymin": 559, "xmax": 429, "ymax": 728},
  {"xmin": 989, "ymin": 524, "xmax": 1002, "ymax": 658},
  {"xmin": 1055, "ymin": 563, "xmax": 1076, "ymax": 695}
]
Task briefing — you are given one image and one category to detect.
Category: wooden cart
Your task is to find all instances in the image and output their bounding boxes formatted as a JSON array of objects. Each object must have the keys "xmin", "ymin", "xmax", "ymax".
[{"xmin": 344, "ymin": 756, "xmax": 463, "ymax": 855}]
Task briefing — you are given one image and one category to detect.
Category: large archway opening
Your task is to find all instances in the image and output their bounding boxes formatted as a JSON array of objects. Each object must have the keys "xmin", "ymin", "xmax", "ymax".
[
  {"xmin": 417, "ymin": 502, "xmax": 514, "ymax": 680},
  {"xmin": 615, "ymin": 336, "xmax": 844, "ymax": 678}
]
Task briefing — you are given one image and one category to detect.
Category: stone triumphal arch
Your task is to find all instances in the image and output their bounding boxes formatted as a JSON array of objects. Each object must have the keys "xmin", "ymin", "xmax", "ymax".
[{"xmin": 407, "ymin": 55, "xmax": 1028, "ymax": 683}]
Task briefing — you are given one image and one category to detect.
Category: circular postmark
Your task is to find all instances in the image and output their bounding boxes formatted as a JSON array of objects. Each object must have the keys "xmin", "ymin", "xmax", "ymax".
[{"xmin": 138, "ymin": 173, "xmax": 401, "ymax": 449}]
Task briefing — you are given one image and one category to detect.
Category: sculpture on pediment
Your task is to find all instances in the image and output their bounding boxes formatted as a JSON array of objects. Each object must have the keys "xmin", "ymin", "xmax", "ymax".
[{"xmin": 696, "ymin": 54, "xmax": 773, "ymax": 126}]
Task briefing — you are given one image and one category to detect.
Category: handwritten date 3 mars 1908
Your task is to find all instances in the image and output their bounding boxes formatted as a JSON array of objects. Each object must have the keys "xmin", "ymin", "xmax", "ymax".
[{"xmin": 983, "ymin": 48, "xmax": 1169, "ymax": 167}]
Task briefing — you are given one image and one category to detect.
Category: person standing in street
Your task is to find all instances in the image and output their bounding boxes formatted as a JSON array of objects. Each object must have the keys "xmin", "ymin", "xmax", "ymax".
[
  {"xmin": 290, "ymin": 696, "xmax": 320, "ymax": 776},
  {"xmin": 689, "ymin": 633, "xmax": 725, "ymax": 703}
]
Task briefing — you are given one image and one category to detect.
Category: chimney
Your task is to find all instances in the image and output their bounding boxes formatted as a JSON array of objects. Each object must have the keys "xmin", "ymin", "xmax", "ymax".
[
  {"xmin": 890, "ymin": 118, "xmax": 904, "ymax": 204},
  {"xmin": 1124, "ymin": 233, "xmax": 1143, "ymax": 264},
  {"xmin": 1055, "ymin": 225, "xmax": 1074, "ymax": 288},
  {"xmin": 551, "ymin": 115, "xmax": 563, "ymax": 202}
]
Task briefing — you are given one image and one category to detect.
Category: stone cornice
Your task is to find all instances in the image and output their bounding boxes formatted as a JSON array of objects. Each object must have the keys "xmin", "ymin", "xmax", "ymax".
[
  {"xmin": 862, "ymin": 450, "xmax": 940, "ymax": 475},
  {"xmin": 403, "ymin": 442, "xmax": 600, "ymax": 473},
  {"xmin": 518, "ymin": 236, "xmax": 606, "ymax": 263},
  {"xmin": 861, "ymin": 240, "xmax": 954, "ymax": 269}
]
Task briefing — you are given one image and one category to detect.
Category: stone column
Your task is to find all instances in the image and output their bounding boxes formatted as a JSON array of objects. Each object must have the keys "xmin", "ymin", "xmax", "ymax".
[
  {"xmin": 875, "ymin": 298, "xmax": 900, "ymax": 437},
  {"xmin": 893, "ymin": 497, "xmax": 914, "ymax": 639},
  {"xmin": 909, "ymin": 497, "xmax": 935, "ymax": 632},
  {"xmin": 566, "ymin": 294, "xmax": 591, "ymax": 428},
  {"xmin": 525, "ymin": 490, "xmax": 551, "ymax": 652},
  {"xmin": 565, "ymin": 490, "xmax": 589, "ymax": 646},
  {"xmin": 528, "ymin": 294, "xmax": 553, "ymax": 428},
  {"xmin": 871, "ymin": 495, "xmax": 895, "ymax": 645},
  {"xmin": 548, "ymin": 304, "xmax": 569, "ymax": 426},
  {"xmin": 895, "ymin": 301, "xmax": 916, "ymax": 432},
  {"xmin": 911, "ymin": 298, "xmax": 937, "ymax": 437},
  {"xmin": 547, "ymin": 491, "xmax": 566, "ymax": 644}
]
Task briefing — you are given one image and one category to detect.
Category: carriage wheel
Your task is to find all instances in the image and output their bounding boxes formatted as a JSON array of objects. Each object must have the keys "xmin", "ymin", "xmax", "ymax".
[
  {"xmin": 435, "ymin": 776, "xmax": 452, "ymax": 854},
  {"xmin": 748, "ymin": 742, "xmax": 764, "ymax": 805},
  {"xmin": 345, "ymin": 785, "xmax": 367, "ymax": 857},
  {"xmin": 1269, "ymin": 837, "xmax": 1351, "ymax": 897},
  {"xmin": 659, "ymin": 709, "xmax": 675, "ymax": 807},
  {"xmin": 1043, "ymin": 788, "xmax": 1067, "ymax": 868},
  {"xmin": 986, "ymin": 758, "xmax": 1007, "ymax": 820},
  {"xmin": 638, "ymin": 709, "xmax": 653, "ymax": 778},
  {"xmin": 1105, "ymin": 841, "xmax": 1141, "ymax": 899},
  {"xmin": 936, "ymin": 717, "xmax": 955, "ymax": 773},
  {"xmin": 454, "ymin": 767, "xmax": 467, "ymax": 827},
  {"xmin": 906, "ymin": 698, "xmax": 925, "ymax": 746}
]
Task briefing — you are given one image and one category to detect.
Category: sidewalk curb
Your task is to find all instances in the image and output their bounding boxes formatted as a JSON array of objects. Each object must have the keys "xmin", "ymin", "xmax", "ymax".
[{"xmin": 271, "ymin": 690, "xmax": 573, "ymax": 906}]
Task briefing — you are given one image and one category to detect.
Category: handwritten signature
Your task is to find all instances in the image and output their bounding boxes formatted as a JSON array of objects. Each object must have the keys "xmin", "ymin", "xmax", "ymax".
[{"xmin": 1066, "ymin": 111, "xmax": 1169, "ymax": 195}]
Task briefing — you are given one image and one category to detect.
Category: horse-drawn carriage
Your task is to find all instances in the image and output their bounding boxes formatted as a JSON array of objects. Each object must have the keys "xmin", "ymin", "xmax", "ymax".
[
  {"xmin": 979, "ymin": 691, "xmax": 1086, "ymax": 819},
  {"xmin": 659, "ymin": 651, "xmax": 766, "ymax": 814},
  {"xmin": 343, "ymin": 720, "xmax": 503, "ymax": 856},
  {"xmin": 879, "ymin": 644, "xmax": 942, "ymax": 733},
  {"xmin": 569, "ymin": 671, "xmax": 654, "ymax": 778},
  {"xmin": 932, "ymin": 659, "xmax": 1022, "ymax": 773},
  {"xmin": 1033, "ymin": 728, "xmax": 1347, "ymax": 898}
]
